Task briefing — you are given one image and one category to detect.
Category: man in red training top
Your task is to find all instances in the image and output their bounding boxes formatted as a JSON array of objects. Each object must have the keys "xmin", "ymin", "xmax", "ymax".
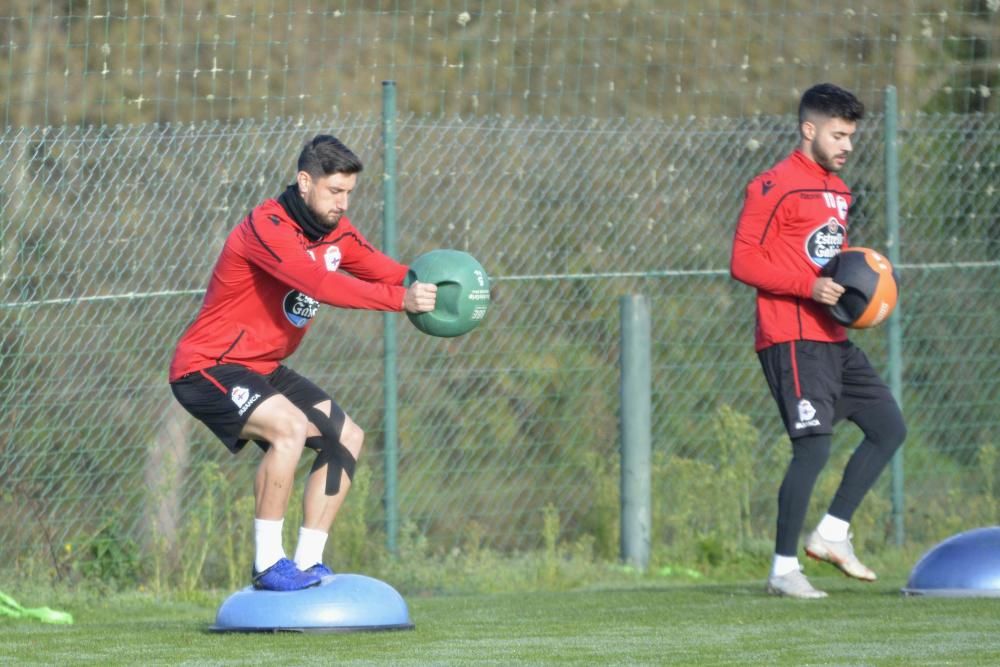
[
  {"xmin": 170, "ymin": 135, "xmax": 437, "ymax": 591},
  {"xmin": 731, "ymin": 84, "xmax": 906, "ymax": 598}
]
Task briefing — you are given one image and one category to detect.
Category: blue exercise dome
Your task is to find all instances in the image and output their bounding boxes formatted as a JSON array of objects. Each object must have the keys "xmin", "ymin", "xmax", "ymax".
[
  {"xmin": 903, "ymin": 526, "xmax": 1000, "ymax": 597},
  {"xmin": 210, "ymin": 573, "xmax": 414, "ymax": 632}
]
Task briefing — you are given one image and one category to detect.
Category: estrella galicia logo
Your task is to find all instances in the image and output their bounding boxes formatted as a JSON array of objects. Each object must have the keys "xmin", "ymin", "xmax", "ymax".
[
  {"xmin": 283, "ymin": 290, "xmax": 320, "ymax": 328},
  {"xmin": 805, "ymin": 219, "xmax": 846, "ymax": 267}
]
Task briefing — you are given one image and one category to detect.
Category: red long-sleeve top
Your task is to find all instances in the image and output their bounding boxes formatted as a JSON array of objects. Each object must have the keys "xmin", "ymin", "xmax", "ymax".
[
  {"xmin": 169, "ymin": 198, "xmax": 407, "ymax": 380},
  {"xmin": 730, "ymin": 149, "xmax": 851, "ymax": 351}
]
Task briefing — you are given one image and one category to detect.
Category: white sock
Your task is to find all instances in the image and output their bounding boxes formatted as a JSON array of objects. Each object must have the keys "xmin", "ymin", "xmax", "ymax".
[
  {"xmin": 816, "ymin": 514, "xmax": 850, "ymax": 542},
  {"xmin": 254, "ymin": 518, "xmax": 286, "ymax": 573},
  {"xmin": 293, "ymin": 526, "xmax": 329, "ymax": 570},
  {"xmin": 771, "ymin": 554, "xmax": 801, "ymax": 577}
]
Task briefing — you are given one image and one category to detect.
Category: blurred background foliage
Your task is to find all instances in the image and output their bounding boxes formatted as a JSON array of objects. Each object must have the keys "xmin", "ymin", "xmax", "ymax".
[{"xmin": 0, "ymin": 0, "xmax": 996, "ymax": 127}]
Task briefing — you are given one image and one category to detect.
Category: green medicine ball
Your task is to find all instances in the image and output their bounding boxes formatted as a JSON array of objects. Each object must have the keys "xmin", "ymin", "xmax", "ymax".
[{"xmin": 405, "ymin": 249, "xmax": 491, "ymax": 337}]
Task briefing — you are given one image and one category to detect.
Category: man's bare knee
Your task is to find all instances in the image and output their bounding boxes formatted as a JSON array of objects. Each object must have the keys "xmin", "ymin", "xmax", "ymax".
[
  {"xmin": 340, "ymin": 418, "xmax": 364, "ymax": 458},
  {"xmin": 243, "ymin": 396, "xmax": 310, "ymax": 458},
  {"xmin": 268, "ymin": 413, "xmax": 309, "ymax": 457}
]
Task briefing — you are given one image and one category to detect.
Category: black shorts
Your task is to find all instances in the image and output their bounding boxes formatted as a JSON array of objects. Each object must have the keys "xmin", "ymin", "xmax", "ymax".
[
  {"xmin": 757, "ymin": 340, "xmax": 897, "ymax": 440},
  {"xmin": 170, "ymin": 364, "xmax": 345, "ymax": 453}
]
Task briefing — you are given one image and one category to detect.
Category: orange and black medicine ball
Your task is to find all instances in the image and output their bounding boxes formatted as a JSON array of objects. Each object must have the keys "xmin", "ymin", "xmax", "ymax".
[{"xmin": 820, "ymin": 247, "xmax": 899, "ymax": 329}]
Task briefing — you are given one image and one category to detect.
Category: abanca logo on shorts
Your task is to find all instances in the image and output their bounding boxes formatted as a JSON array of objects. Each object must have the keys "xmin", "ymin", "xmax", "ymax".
[
  {"xmin": 794, "ymin": 399, "xmax": 821, "ymax": 430},
  {"xmin": 231, "ymin": 385, "xmax": 262, "ymax": 417}
]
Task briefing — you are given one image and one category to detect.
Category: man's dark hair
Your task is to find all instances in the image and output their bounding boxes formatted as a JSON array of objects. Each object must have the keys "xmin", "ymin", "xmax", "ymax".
[
  {"xmin": 297, "ymin": 134, "xmax": 364, "ymax": 177},
  {"xmin": 798, "ymin": 83, "xmax": 865, "ymax": 124}
]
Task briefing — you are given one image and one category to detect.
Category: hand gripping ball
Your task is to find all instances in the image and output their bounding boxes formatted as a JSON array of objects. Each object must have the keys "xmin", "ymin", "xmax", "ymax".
[
  {"xmin": 820, "ymin": 247, "xmax": 899, "ymax": 329},
  {"xmin": 405, "ymin": 249, "xmax": 491, "ymax": 337}
]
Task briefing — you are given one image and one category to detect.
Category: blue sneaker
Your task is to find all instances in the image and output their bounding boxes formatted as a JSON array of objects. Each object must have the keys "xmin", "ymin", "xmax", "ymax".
[
  {"xmin": 252, "ymin": 558, "xmax": 321, "ymax": 591},
  {"xmin": 304, "ymin": 563, "xmax": 334, "ymax": 578}
]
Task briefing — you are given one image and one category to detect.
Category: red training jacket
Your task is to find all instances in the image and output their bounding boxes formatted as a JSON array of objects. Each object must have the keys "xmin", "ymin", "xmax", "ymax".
[
  {"xmin": 169, "ymin": 198, "xmax": 407, "ymax": 380},
  {"xmin": 730, "ymin": 149, "xmax": 851, "ymax": 351}
]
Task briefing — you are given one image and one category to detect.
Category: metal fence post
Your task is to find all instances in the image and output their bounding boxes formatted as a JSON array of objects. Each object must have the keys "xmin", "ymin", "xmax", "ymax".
[
  {"xmin": 382, "ymin": 80, "xmax": 400, "ymax": 554},
  {"xmin": 885, "ymin": 85, "xmax": 905, "ymax": 546},
  {"xmin": 620, "ymin": 294, "xmax": 651, "ymax": 571}
]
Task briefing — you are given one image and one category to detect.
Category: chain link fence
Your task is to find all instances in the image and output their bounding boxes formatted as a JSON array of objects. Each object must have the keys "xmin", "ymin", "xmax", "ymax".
[
  {"xmin": 0, "ymin": 1, "xmax": 997, "ymax": 585},
  {"xmin": 1, "ymin": 110, "xmax": 996, "ymax": 582}
]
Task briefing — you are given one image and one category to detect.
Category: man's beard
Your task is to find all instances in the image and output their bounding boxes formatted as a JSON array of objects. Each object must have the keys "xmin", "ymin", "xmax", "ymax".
[
  {"xmin": 310, "ymin": 205, "xmax": 341, "ymax": 229},
  {"xmin": 815, "ymin": 143, "xmax": 847, "ymax": 172}
]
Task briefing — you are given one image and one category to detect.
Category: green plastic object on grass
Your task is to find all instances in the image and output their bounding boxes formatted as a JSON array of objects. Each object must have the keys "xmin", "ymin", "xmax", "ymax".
[{"xmin": 0, "ymin": 590, "xmax": 73, "ymax": 624}]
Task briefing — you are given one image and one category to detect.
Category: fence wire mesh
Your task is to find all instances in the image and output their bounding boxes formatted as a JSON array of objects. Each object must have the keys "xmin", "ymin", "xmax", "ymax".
[
  {"xmin": 0, "ymin": 111, "xmax": 996, "ymax": 581},
  {"xmin": 0, "ymin": 1, "xmax": 997, "ymax": 585}
]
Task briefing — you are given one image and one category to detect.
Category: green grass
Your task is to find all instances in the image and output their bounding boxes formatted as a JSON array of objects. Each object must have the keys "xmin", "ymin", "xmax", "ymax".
[{"xmin": 2, "ymin": 574, "xmax": 999, "ymax": 666}]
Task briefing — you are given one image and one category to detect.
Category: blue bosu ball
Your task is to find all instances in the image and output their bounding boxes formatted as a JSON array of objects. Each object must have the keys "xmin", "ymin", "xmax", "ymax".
[
  {"xmin": 210, "ymin": 573, "xmax": 414, "ymax": 632},
  {"xmin": 902, "ymin": 526, "xmax": 1000, "ymax": 597}
]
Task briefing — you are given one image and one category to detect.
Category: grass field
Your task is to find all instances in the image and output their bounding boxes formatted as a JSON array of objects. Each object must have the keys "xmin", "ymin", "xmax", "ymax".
[{"xmin": 2, "ymin": 573, "xmax": 999, "ymax": 666}]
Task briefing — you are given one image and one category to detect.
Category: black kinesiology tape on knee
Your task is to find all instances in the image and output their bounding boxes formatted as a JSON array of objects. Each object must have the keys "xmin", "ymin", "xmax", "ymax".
[{"xmin": 304, "ymin": 407, "xmax": 357, "ymax": 496}]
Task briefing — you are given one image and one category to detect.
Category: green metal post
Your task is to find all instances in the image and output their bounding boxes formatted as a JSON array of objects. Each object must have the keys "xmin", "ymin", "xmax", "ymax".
[
  {"xmin": 382, "ymin": 80, "xmax": 400, "ymax": 554},
  {"xmin": 620, "ymin": 294, "xmax": 651, "ymax": 571},
  {"xmin": 884, "ymin": 85, "xmax": 905, "ymax": 546}
]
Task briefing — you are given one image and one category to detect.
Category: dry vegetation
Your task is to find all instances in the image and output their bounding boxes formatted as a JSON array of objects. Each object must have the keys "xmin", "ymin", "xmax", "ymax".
[{"xmin": 0, "ymin": 0, "xmax": 996, "ymax": 126}]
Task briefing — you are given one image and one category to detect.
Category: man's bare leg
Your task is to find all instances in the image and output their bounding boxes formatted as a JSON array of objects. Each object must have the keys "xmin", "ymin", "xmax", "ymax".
[
  {"xmin": 293, "ymin": 401, "xmax": 365, "ymax": 570},
  {"xmin": 241, "ymin": 394, "xmax": 309, "ymax": 520},
  {"xmin": 237, "ymin": 393, "xmax": 320, "ymax": 589}
]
